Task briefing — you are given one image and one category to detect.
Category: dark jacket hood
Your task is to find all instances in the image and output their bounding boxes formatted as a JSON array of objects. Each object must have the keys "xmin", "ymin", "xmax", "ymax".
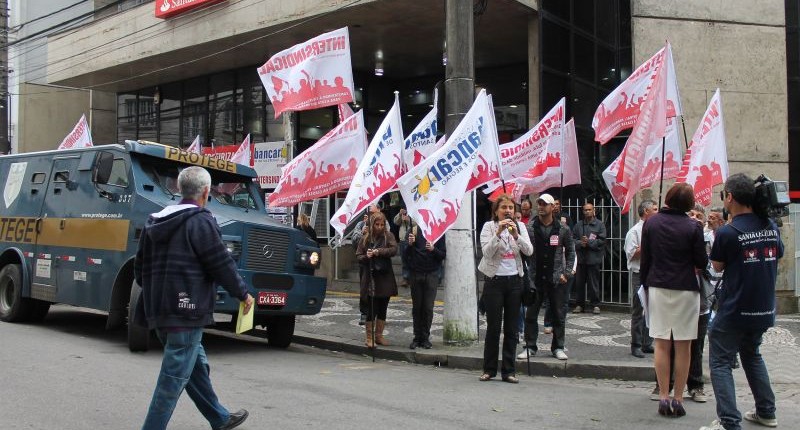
[{"xmin": 146, "ymin": 204, "xmax": 208, "ymax": 243}]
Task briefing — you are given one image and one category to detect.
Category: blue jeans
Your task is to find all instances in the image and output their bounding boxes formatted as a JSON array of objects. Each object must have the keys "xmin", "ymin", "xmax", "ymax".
[
  {"xmin": 142, "ymin": 328, "xmax": 230, "ymax": 430},
  {"xmin": 708, "ymin": 321, "xmax": 776, "ymax": 430}
]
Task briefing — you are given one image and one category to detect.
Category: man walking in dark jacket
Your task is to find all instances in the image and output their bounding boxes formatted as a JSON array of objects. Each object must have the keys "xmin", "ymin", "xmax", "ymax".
[
  {"xmin": 518, "ymin": 194, "xmax": 576, "ymax": 360},
  {"xmin": 405, "ymin": 225, "xmax": 446, "ymax": 349},
  {"xmin": 572, "ymin": 202, "xmax": 606, "ymax": 314},
  {"xmin": 134, "ymin": 166, "xmax": 254, "ymax": 430}
]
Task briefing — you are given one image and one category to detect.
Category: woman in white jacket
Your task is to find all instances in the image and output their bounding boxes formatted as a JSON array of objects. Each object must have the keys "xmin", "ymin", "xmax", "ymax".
[{"xmin": 477, "ymin": 194, "xmax": 533, "ymax": 383}]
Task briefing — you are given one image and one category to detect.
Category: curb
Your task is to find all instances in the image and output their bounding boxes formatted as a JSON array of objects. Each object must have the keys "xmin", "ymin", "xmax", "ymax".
[{"xmin": 291, "ymin": 330, "xmax": 655, "ymax": 381}]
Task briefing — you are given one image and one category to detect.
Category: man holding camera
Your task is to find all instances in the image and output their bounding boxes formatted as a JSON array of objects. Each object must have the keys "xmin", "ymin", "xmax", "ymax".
[{"xmin": 700, "ymin": 173, "xmax": 784, "ymax": 430}]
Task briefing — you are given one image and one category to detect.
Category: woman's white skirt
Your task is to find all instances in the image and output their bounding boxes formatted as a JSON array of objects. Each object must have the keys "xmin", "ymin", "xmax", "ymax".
[{"xmin": 648, "ymin": 287, "xmax": 700, "ymax": 341}]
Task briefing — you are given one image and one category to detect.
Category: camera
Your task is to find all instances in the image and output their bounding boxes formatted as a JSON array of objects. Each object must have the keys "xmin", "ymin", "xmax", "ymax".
[{"xmin": 753, "ymin": 174, "xmax": 790, "ymax": 222}]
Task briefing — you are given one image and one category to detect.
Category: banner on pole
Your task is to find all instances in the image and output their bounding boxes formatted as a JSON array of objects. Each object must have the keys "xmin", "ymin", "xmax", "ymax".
[{"xmin": 258, "ymin": 27, "xmax": 355, "ymax": 117}]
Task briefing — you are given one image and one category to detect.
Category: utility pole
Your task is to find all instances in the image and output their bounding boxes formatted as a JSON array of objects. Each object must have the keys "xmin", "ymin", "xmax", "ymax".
[
  {"xmin": 0, "ymin": 0, "xmax": 8, "ymax": 154},
  {"xmin": 442, "ymin": 0, "xmax": 478, "ymax": 344}
]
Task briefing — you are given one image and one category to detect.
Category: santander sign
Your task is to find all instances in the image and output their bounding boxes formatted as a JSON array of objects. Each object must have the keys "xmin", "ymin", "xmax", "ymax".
[{"xmin": 155, "ymin": 0, "xmax": 226, "ymax": 19}]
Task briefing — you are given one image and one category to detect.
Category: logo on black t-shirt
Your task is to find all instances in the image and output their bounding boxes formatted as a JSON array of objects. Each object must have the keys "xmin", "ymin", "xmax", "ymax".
[
  {"xmin": 743, "ymin": 248, "xmax": 759, "ymax": 263},
  {"xmin": 764, "ymin": 246, "xmax": 777, "ymax": 261}
]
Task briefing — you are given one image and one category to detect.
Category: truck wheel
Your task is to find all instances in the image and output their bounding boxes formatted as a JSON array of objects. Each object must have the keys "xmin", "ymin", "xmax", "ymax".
[
  {"xmin": 0, "ymin": 264, "xmax": 34, "ymax": 322},
  {"xmin": 128, "ymin": 280, "xmax": 150, "ymax": 352},
  {"xmin": 267, "ymin": 315, "xmax": 295, "ymax": 348}
]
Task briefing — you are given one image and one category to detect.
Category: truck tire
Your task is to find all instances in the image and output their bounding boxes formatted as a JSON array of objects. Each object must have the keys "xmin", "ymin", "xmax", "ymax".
[
  {"xmin": 0, "ymin": 264, "xmax": 34, "ymax": 322},
  {"xmin": 128, "ymin": 280, "xmax": 150, "ymax": 352},
  {"xmin": 267, "ymin": 315, "xmax": 295, "ymax": 348}
]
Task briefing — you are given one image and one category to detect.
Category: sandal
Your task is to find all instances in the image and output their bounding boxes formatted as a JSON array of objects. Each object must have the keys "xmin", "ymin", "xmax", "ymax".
[
  {"xmin": 658, "ymin": 399, "xmax": 672, "ymax": 416},
  {"xmin": 479, "ymin": 373, "xmax": 493, "ymax": 381},
  {"xmin": 671, "ymin": 399, "xmax": 686, "ymax": 417},
  {"xmin": 502, "ymin": 375, "xmax": 519, "ymax": 384}
]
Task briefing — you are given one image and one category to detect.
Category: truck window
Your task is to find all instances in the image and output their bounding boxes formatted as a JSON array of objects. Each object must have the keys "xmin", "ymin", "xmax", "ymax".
[
  {"xmin": 108, "ymin": 158, "xmax": 129, "ymax": 188},
  {"xmin": 141, "ymin": 163, "xmax": 257, "ymax": 209},
  {"xmin": 54, "ymin": 171, "xmax": 69, "ymax": 182},
  {"xmin": 31, "ymin": 173, "xmax": 46, "ymax": 184}
]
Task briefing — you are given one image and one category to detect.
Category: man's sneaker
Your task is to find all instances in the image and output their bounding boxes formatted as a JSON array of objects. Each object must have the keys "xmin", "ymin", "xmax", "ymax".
[
  {"xmin": 215, "ymin": 409, "xmax": 249, "ymax": 430},
  {"xmin": 517, "ymin": 348, "xmax": 535, "ymax": 359},
  {"xmin": 543, "ymin": 327, "xmax": 553, "ymax": 334},
  {"xmin": 572, "ymin": 306, "xmax": 583, "ymax": 314},
  {"xmin": 688, "ymin": 388, "xmax": 708, "ymax": 403},
  {"xmin": 592, "ymin": 306, "xmax": 601, "ymax": 314},
  {"xmin": 698, "ymin": 419, "xmax": 725, "ymax": 430},
  {"xmin": 553, "ymin": 349, "xmax": 568, "ymax": 360},
  {"xmin": 744, "ymin": 409, "xmax": 778, "ymax": 427}
]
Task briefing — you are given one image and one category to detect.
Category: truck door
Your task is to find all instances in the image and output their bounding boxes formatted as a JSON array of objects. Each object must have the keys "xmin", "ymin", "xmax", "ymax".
[{"xmin": 34, "ymin": 155, "xmax": 84, "ymax": 306}]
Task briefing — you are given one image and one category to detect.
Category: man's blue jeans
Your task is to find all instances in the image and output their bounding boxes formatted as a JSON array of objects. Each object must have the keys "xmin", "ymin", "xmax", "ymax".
[
  {"xmin": 708, "ymin": 321, "xmax": 775, "ymax": 430},
  {"xmin": 142, "ymin": 328, "xmax": 230, "ymax": 430}
]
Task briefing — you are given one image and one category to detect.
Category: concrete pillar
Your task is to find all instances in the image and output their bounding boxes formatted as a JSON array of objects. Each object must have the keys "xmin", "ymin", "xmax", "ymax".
[{"xmin": 442, "ymin": 0, "xmax": 478, "ymax": 344}]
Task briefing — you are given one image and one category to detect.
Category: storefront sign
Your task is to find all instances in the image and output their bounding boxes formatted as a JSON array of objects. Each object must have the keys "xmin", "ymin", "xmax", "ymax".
[{"xmin": 155, "ymin": 0, "xmax": 226, "ymax": 20}]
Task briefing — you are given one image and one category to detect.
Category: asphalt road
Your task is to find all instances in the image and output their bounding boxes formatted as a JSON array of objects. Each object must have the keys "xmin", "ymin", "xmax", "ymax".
[{"xmin": 2, "ymin": 305, "xmax": 797, "ymax": 430}]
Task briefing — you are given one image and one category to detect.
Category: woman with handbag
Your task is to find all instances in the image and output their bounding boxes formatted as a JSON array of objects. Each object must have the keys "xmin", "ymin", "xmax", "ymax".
[
  {"xmin": 477, "ymin": 194, "xmax": 533, "ymax": 383},
  {"xmin": 356, "ymin": 212, "xmax": 398, "ymax": 348}
]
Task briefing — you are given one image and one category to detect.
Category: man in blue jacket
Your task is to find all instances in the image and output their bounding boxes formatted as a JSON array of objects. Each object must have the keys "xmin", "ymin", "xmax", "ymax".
[
  {"xmin": 134, "ymin": 166, "xmax": 254, "ymax": 430},
  {"xmin": 701, "ymin": 173, "xmax": 783, "ymax": 430}
]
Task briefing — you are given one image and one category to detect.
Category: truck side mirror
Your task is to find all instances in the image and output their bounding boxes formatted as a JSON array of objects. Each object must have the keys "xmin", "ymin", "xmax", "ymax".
[{"xmin": 92, "ymin": 151, "xmax": 114, "ymax": 184}]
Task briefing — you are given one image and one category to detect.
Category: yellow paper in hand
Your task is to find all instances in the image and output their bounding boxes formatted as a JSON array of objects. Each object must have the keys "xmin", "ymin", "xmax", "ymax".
[{"xmin": 236, "ymin": 301, "xmax": 254, "ymax": 334}]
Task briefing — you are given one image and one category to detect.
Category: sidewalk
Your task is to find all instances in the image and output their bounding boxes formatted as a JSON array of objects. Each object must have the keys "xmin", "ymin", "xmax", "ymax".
[{"xmin": 286, "ymin": 285, "xmax": 800, "ymax": 383}]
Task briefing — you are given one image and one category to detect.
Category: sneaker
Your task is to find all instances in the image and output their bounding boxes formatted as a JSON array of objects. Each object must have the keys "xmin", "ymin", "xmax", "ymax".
[
  {"xmin": 688, "ymin": 388, "xmax": 708, "ymax": 403},
  {"xmin": 517, "ymin": 348, "xmax": 536, "ymax": 359},
  {"xmin": 553, "ymin": 349, "xmax": 568, "ymax": 360},
  {"xmin": 572, "ymin": 306, "xmax": 583, "ymax": 314},
  {"xmin": 699, "ymin": 419, "xmax": 725, "ymax": 430},
  {"xmin": 214, "ymin": 409, "xmax": 249, "ymax": 430},
  {"xmin": 650, "ymin": 385, "xmax": 661, "ymax": 401},
  {"xmin": 744, "ymin": 409, "xmax": 778, "ymax": 427},
  {"xmin": 592, "ymin": 306, "xmax": 601, "ymax": 314},
  {"xmin": 543, "ymin": 327, "xmax": 553, "ymax": 334}
]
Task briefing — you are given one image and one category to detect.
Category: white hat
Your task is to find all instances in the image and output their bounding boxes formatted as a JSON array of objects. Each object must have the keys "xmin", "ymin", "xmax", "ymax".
[{"xmin": 537, "ymin": 193, "xmax": 555, "ymax": 205}]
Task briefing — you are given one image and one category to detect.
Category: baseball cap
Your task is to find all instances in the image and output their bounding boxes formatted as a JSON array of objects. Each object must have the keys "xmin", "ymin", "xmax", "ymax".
[{"xmin": 537, "ymin": 193, "xmax": 555, "ymax": 205}]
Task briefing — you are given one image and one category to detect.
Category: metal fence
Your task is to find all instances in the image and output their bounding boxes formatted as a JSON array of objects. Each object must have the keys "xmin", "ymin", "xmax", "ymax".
[{"xmin": 562, "ymin": 198, "xmax": 633, "ymax": 306}]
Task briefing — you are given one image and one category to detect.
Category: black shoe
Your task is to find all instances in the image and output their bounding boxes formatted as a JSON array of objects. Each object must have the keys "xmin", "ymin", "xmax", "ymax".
[
  {"xmin": 409, "ymin": 340, "xmax": 419, "ymax": 350},
  {"xmin": 641, "ymin": 345, "xmax": 654, "ymax": 354},
  {"xmin": 358, "ymin": 313, "xmax": 366, "ymax": 326},
  {"xmin": 421, "ymin": 340, "xmax": 433, "ymax": 349},
  {"xmin": 631, "ymin": 347, "xmax": 645, "ymax": 358},
  {"xmin": 215, "ymin": 409, "xmax": 248, "ymax": 430}
]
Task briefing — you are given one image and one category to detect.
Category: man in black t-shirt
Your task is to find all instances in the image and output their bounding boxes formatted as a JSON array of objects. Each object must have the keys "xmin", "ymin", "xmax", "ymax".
[{"xmin": 700, "ymin": 174, "xmax": 783, "ymax": 430}]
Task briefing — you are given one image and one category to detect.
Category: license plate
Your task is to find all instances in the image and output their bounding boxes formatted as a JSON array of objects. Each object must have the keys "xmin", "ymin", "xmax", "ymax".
[{"xmin": 257, "ymin": 291, "xmax": 287, "ymax": 306}]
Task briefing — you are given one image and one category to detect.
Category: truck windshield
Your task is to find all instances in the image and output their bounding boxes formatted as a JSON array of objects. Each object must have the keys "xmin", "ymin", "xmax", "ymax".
[{"xmin": 141, "ymin": 163, "xmax": 258, "ymax": 210}]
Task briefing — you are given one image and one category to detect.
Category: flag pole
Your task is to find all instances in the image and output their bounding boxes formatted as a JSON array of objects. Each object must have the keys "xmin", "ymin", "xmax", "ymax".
[{"xmin": 657, "ymin": 136, "xmax": 667, "ymax": 208}]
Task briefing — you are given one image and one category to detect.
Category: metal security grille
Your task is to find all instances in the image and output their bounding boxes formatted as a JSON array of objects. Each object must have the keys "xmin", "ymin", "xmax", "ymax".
[
  {"xmin": 564, "ymin": 198, "xmax": 633, "ymax": 306},
  {"xmin": 244, "ymin": 228, "xmax": 289, "ymax": 273}
]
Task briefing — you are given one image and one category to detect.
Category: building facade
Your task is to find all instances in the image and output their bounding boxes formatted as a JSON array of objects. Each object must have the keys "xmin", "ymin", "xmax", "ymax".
[{"xmin": 8, "ymin": 0, "xmax": 799, "ymax": 310}]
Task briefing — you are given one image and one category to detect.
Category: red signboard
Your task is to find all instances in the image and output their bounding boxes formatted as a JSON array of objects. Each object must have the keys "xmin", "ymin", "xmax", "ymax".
[{"xmin": 154, "ymin": 0, "xmax": 226, "ymax": 19}]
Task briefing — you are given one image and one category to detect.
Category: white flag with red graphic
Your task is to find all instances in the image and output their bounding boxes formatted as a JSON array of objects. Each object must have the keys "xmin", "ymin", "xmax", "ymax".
[
  {"xmin": 338, "ymin": 102, "xmax": 355, "ymax": 122},
  {"xmin": 229, "ymin": 134, "xmax": 252, "ymax": 166},
  {"xmin": 602, "ymin": 116, "xmax": 682, "ymax": 206},
  {"xmin": 258, "ymin": 27, "xmax": 355, "ymax": 118},
  {"xmin": 485, "ymin": 98, "xmax": 565, "ymax": 193},
  {"xmin": 611, "ymin": 50, "xmax": 669, "ymax": 213},
  {"xmin": 592, "ymin": 42, "xmax": 682, "ymax": 145},
  {"xmin": 402, "ymin": 90, "xmax": 439, "ymax": 171},
  {"xmin": 269, "ymin": 110, "xmax": 368, "ymax": 207},
  {"xmin": 396, "ymin": 89, "xmax": 498, "ymax": 243},
  {"xmin": 465, "ymin": 94, "xmax": 502, "ymax": 192},
  {"xmin": 187, "ymin": 135, "xmax": 201, "ymax": 154},
  {"xmin": 486, "ymin": 116, "xmax": 580, "ymax": 201},
  {"xmin": 57, "ymin": 114, "xmax": 93, "ymax": 150},
  {"xmin": 330, "ymin": 95, "xmax": 404, "ymax": 236},
  {"xmin": 675, "ymin": 89, "xmax": 728, "ymax": 206}
]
